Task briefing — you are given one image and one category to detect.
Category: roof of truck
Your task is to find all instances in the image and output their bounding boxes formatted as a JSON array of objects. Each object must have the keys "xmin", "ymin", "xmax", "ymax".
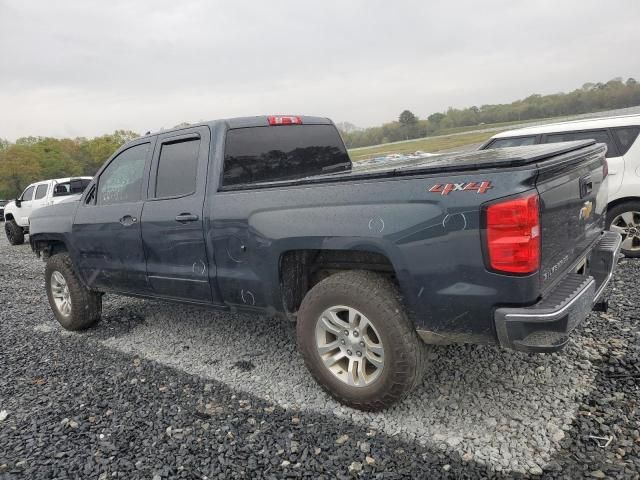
[
  {"xmin": 492, "ymin": 114, "xmax": 640, "ymax": 139},
  {"xmin": 28, "ymin": 177, "xmax": 93, "ymax": 186},
  {"xmin": 138, "ymin": 115, "xmax": 334, "ymax": 141}
]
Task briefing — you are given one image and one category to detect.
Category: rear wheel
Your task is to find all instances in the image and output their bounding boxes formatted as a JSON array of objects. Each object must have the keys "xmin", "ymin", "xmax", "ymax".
[
  {"xmin": 297, "ymin": 270, "xmax": 428, "ymax": 411},
  {"xmin": 45, "ymin": 253, "xmax": 102, "ymax": 330},
  {"xmin": 5, "ymin": 220, "xmax": 24, "ymax": 245},
  {"xmin": 607, "ymin": 201, "xmax": 640, "ymax": 257}
]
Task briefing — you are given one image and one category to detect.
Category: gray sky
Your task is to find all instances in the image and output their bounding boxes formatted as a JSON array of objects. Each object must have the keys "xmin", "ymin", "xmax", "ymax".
[{"xmin": 1, "ymin": 0, "xmax": 638, "ymax": 141}]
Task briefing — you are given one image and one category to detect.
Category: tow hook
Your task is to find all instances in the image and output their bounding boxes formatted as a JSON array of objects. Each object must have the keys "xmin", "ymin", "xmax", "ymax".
[{"xmin": 592, "ymin": 299, "xmax": 609, "ymax": 313}]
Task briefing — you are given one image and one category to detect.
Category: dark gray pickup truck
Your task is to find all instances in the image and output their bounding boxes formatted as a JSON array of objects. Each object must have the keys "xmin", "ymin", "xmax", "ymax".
[{"xmin": 30, "ymin": 115, "xmax": 622, "ymax": 410}]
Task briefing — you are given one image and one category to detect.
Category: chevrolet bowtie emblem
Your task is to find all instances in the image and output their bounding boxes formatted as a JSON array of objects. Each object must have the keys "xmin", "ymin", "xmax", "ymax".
[{"xmin": 579, "ymin": 201, "xmax": 593, "ymax": 221}]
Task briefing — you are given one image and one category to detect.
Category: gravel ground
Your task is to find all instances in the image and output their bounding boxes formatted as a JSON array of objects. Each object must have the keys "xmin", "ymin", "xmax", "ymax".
[{"xmin": 0, "ymin": 232, "xmax": 638, "ymax": 479}]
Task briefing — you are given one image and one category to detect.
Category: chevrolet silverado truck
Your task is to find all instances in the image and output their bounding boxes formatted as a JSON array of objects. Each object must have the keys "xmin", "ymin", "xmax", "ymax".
[
  {"xmin": 4, "ymin": 177, "xmax": 92, "ymax": 245},
  {"xmin": 29, "ymin": 115, "xmax": 622, "ymax": 410}
]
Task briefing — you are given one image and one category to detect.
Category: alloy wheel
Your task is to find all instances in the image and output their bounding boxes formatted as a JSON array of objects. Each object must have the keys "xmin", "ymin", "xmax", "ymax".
[
  {"xmin": 50, "ymin": 271, "xmax": 72, "ymax": 317},
  {"xmin": 610, "ymin": 211, "xmax": 640, "ymax": 252},
  {"xmin": 315, "ymin": 305, "xmax": 384, "ymax": 387}
]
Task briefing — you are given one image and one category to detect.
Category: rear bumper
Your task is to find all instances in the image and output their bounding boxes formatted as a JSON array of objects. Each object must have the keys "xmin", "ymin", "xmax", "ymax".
[{"xmin": 494, "ymin": 231, "xmax": 622, "ymax": 353}]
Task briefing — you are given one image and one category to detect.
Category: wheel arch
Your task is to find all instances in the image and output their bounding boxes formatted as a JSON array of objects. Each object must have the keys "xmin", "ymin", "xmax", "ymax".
[
  {"xmin": 30, "ymin": 233, "xmax": 70, "ymax": 259},
  {"xmin": 278, "ymin": 246, "xmax": 406, "ymax": 319},
  {"xmin": 607, "ymin": 196, "xmax": 640, "ymax": 213}
]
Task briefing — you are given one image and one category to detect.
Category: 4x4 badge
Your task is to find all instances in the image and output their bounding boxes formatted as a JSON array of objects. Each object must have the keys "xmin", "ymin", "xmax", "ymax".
[{"xmin": 428, "ymin": 181, "xmax": 492, "ymax": 196}]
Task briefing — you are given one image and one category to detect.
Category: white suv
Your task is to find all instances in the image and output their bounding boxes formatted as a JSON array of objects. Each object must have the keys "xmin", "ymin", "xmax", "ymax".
[
  {"xmin": 481, "ymin": 114, "xmax": 640, "ymax": 257},
  {"xmin": 4, "ymin": 177, "xmax": 92, "ymax": 245}
]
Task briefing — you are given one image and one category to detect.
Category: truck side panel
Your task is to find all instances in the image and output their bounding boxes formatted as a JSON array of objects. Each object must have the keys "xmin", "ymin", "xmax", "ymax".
[{"xmin": 206, "ymin": 168, "xmax": 539, "ymax": 343}]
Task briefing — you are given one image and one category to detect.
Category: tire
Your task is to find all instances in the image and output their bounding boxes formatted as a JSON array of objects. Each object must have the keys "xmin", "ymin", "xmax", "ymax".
[
  {"xmin": 45, "ymin": 253, "xmax": 102, "ymax": 331},
  {"xmin": 297, "ymin": 270, "xmax": 428, "ymax": 411},
  {"xmin": 5, "ymin": 220, "xmax": 25, "ymax": 245},
  {"xmin": 606, "ymin": 201, "xmax": 640, "ymax": 258}
]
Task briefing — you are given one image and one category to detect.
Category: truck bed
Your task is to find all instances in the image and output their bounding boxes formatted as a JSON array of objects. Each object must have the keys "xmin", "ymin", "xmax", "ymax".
[{"xmin": 220, "ymin": 140, "xmax": 597, "ymax": 191}]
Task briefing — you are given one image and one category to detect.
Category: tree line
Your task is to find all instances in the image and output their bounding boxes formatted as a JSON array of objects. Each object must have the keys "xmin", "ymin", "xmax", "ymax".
[
  {"xmin": 0, "ymin": 130, "xmax": 139, "ymax": 199},
  {"xmin": 339, "ymin": 77, "xmax": 640, "ymax": 148}
]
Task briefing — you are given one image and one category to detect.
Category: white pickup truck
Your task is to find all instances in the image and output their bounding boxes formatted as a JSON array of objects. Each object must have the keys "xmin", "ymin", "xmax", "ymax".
[{"xmin": 3, "ymin": 177, "xmax": 92, "ymax": 245}]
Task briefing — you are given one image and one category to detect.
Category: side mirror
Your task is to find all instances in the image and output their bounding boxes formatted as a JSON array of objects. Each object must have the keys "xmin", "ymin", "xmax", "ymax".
[{"xmin": 15, "ymin": 198, "xmax": 21, "ymax": 208}]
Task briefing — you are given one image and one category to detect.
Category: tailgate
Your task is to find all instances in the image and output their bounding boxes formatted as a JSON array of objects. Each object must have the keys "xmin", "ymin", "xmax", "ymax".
[{"xmin": 536, "ymin": 142, "xmax": 608, "ymax": 293}]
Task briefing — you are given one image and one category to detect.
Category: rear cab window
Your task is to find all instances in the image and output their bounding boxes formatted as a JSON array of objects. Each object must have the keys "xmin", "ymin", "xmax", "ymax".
[
  {"xmin": 222, "ymin": 124, "xmax": 351, "ymax": 187},
  {"xmin": 484, "ymin": 136, "xmax": 538, "ymax": 149},
  {"xmin": 54, "ymin": 179, "xmax": 92, "ymax": 197}
]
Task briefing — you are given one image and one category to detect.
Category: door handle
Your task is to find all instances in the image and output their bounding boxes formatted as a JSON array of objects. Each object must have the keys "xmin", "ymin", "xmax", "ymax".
[
  {"xmin": 579, "ymin": 175, "xmax": 593, "ymax": 198},
  {"xmin": 175, "ymin": 213, "xmax": 199, "ymax": 223},
  {"xmin": 119, "ymin": 215, "xmax": 137, "ymax": 226}
]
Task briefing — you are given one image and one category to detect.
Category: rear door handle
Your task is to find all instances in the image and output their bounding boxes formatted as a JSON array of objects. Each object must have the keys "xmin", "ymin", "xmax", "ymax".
[
  {"xmin": 119, "ymin": 215, "xmax": 137, "ymax": 226},
  {"xmin": 175, "ymin": 213, "xmax": 199, "ymax": 223}
]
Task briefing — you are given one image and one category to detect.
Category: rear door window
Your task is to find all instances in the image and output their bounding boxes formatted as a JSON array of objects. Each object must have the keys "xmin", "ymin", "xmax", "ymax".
[
  {"xmin": 223, "ymin": 124, "xmax": 351, "ymax": 187},
  {"xmin": 612, "ymin": 127, "xmax": 640, "ymax": 155},
  {"xmin": 34, "ymin": 184, "xmax": 48, "ymax": 200},
  {"xmin": 154, "ymin": 138, "xmax": 201, "ymax": 198},
  {"xmin": 543, "ymin": 129, "xmax": 618, "ymax": 157},
  {"xmin": 485, "ymin": 136, "xmax": 537, "ymax": 149}
]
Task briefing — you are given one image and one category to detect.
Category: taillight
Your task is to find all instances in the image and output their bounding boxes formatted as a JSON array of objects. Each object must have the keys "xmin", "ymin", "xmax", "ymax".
[
  {"xmin": 603, "ymin": 159, "xmax": 609, "ymax": 179},
  {"xmin": 267, "ymin": 115, "xmax": 302, "ymax": 125},
  {"xmin": 485, "ymin": 192, "xmax": 540, "ymax": 274}
]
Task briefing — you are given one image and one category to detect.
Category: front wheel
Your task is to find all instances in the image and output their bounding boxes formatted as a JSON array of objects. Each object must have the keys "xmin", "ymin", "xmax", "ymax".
[
  {"xmin": 297, "ymin": 270, "xmax": 428, "ymax": 411},
  {"xmin": 5, "ymin": 220, "xmax": 25, "ymax": 245},
  {"xmin": 45, "ymin": 253, "xmax": 102, "ymax": 330},
  {"xmin": 606, "ymin": 201, "xmax": 640, "ymax": 257}
]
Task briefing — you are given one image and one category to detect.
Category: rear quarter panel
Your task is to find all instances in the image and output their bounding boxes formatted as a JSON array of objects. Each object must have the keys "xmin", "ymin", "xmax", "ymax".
[{"xmin": 207, "ymin": 167, "xmax": 540, "ymax": 343}]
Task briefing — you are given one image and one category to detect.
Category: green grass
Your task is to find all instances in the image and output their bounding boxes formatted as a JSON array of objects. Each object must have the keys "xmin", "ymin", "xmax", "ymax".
[
  {"xmin": 435, "ymin": 119, "xmax": 537, "ymax": 136},
  {"xmin": 348, "ymin": 130, "xmax": 495, "ymax": 161}
]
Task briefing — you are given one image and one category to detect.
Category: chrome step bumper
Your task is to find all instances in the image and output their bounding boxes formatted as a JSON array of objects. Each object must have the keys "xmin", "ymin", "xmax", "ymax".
[{"xmin": 494, "ymin": 231, "xmax": 622, "ymax": 353}]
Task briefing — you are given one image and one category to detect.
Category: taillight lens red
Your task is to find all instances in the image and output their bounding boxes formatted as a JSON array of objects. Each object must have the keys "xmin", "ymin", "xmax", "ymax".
[
  {"xmin": 486, "ymin": 193, "xmax": 540, "ymax": 274},
  {"xmin": 267, "ymin": 115, "xmax": 302, "ymax": 125}
]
